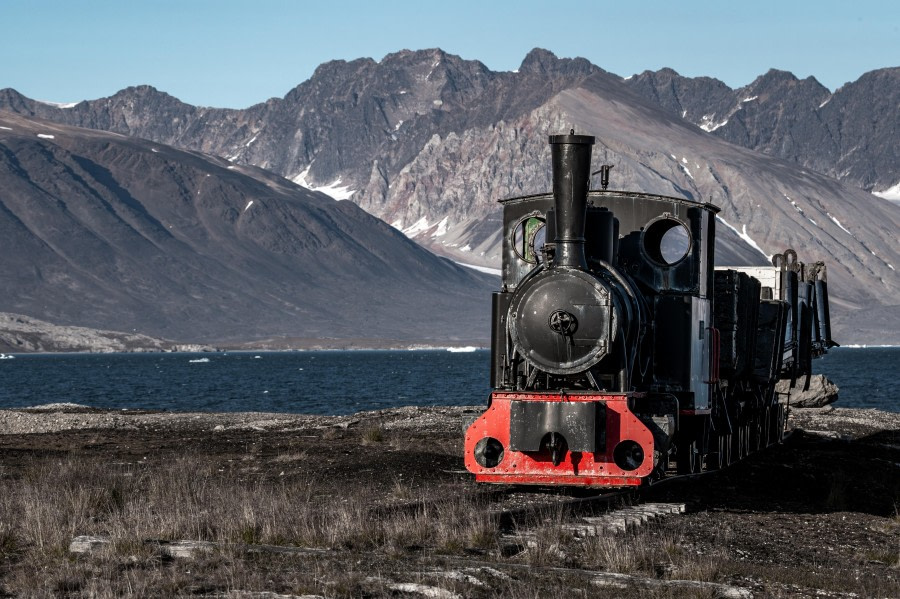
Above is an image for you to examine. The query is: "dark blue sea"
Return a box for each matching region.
[0,347,896,414]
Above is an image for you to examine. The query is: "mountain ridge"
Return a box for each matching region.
[0,110,494,345]
[1,49,897,343]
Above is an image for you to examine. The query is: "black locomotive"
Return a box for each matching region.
[464,132,836,486]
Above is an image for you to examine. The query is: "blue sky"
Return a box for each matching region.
[4,0,898,108]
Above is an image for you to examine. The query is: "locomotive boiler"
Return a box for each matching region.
[463,132,835,486]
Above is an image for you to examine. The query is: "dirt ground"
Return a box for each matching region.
[0,404,897,598]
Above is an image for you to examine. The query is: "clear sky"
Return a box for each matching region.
[4,0,898,109]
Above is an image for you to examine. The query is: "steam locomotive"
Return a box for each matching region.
[463,132,836,486]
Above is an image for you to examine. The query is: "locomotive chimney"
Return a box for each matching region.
[549,131,595,269]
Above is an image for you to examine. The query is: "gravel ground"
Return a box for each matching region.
[0,403,897,598]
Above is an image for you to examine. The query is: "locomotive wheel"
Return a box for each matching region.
[733,426,748,461]
[772,405,785,442]
[705,434,726,470]
[750,418,762,453]
[743,425,751,457]
[676,441,701,475]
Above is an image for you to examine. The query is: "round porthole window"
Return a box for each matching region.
[512,215,547,264]
[642,217,692,266]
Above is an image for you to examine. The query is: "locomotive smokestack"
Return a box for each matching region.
[549,131,595,269]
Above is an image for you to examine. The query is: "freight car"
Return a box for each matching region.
[464,132,836,486]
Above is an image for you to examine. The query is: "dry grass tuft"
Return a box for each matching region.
[0,454,505,596]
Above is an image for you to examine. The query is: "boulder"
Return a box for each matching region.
[776,374,839,407]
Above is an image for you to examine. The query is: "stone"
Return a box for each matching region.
[777,374,839,408]
[69,535,111,554]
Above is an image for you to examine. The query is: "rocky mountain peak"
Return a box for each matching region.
[741,69,829,103]
[519,48,596,77]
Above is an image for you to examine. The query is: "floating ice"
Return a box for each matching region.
[189,358,210,363]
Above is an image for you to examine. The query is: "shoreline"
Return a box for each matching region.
[1,402,898,436]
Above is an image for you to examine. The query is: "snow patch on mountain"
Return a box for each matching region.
[826,213,854,236]
[873,182,900,202]
[36,99,78,109]
[456,262,501,276]
[716,216,768,259]
[292,167,356,200]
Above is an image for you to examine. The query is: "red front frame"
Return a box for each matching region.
[464,391,655,487]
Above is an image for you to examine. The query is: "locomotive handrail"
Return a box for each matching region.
[705,326,721,384]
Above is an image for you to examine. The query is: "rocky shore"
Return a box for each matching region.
[0,313,216,354]
[0,403,897,598]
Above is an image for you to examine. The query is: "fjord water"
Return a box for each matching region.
[0,350,491,415]
[0,347,896,414]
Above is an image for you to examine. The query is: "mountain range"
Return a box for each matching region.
[1,48,897,344]
[0,111,493,346]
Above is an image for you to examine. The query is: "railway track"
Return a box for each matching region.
[489,430,796,549]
